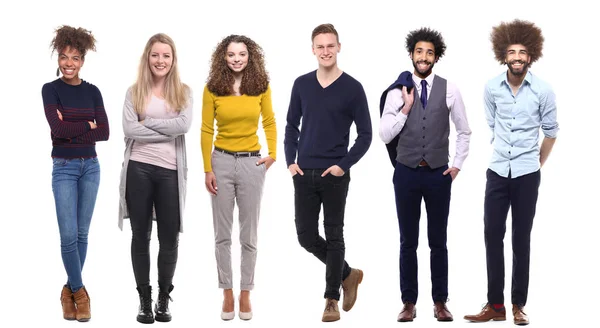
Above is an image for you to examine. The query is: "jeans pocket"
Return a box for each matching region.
[91,157,99,163]
[52,158,68,166]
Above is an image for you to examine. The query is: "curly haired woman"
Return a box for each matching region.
[41,25,110,322]
[118,33,193,324]
[201,34,277,321]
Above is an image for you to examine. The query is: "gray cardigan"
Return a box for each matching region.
[118,87,193,233]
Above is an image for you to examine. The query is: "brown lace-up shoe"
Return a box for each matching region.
[464,303,506,322]
[434,301,453,321]
[397,302,416,322]
[322,298,340,322]
[512,304,529,325]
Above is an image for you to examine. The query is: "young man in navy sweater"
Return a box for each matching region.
[284,23,372,322]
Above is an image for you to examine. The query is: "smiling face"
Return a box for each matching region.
[58,46,84,85]
[312,33,340,69]
[505,44,531,77]
[225,42,248,74]
[148,42,173,79]
[410,41,437,79]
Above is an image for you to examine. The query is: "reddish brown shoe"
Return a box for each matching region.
[73,286,91,322]
[397,302,416,322]
[512,304,529,325]
[434,301,453,321]
[60,285,76,320]
[464,303,506,322]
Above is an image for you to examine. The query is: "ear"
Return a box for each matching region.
[81,57,85,68]
[409,52,414,60]
[435,56,439,63]
[338,42,341,53]
[312,44,316,56]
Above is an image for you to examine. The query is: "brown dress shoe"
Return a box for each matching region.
[341,268,363,312]
[60,286,76,320]
[73,286,91,322]
[434,301,453,321]
[512,304,529,325]
[397,302,416,322]
[464,303,506,322]
[322,298,340,322]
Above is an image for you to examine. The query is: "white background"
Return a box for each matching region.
[1,0,597,327]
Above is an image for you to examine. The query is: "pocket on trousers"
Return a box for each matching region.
[52,158,68,166]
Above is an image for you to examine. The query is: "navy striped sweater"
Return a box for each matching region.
[42,79,110,158]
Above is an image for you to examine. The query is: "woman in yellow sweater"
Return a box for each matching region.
[201,34,276,321]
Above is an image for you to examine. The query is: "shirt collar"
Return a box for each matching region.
[501,70,532,87]
[412,73,435,88]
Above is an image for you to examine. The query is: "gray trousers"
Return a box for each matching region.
[211,150,266,290]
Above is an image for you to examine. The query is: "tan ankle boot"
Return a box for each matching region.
[322,298,340,322]
[60,286,76,320]
[73,286,91,322]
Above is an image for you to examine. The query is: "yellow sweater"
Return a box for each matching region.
[201,84,277,172]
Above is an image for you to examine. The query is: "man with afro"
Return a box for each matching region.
[379,27,471,323]
[464,19,559,326]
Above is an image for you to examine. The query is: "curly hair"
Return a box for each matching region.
[206,35,269,96]
[491,19,544,64]
[50,25,96,57]
[405,27,446,58]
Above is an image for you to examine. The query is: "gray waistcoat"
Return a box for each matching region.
[395,75,449,169]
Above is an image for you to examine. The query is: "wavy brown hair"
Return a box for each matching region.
[50,25,96,57]
[206,35,269,96]
[131,33,189,114]
[312,23,339,43]
[491,19,544,64]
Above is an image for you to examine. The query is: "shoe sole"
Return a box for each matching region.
[155,315,171,322]
[322,317,340,322]
[343,269,363,312]
[398,310,417,322]
[137,316,155,324]
[464,317,506,322]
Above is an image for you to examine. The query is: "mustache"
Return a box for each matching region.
[415,60,432,65]
[509,60,526,65]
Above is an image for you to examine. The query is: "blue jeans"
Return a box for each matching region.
[51,157,100,292]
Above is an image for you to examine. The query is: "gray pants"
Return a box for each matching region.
[211,150,266,290]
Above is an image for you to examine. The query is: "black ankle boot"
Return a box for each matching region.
[155,285,174,322]
[136,285,154,324]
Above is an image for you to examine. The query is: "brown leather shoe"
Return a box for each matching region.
[512,304,529,325]
[322,298,340,322]
[341,268,363,312]
[397,302,416,322]
[73,286,91,322]
[464,303,506,322]
[60,285,76,320]
[434,301,453,321]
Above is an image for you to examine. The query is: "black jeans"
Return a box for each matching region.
[126,160,180,291]
[484,169,540,306]
[293,169,352,300]
[393,163,452,304]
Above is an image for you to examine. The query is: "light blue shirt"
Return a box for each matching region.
[484,71,559,178]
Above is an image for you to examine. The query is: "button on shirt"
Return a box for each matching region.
[484,71,559,178]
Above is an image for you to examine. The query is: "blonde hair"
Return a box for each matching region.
[132,33,189,114]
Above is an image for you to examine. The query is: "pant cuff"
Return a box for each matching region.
[219,283,233,289]
[240,284,254,291]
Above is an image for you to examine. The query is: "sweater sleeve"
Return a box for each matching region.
[122,88,176,143]
[72,85,110,143]
[261,86,277,160]
[337,83,373,172]
[284,79,302,167]
[42,83,90,138]
[143,87,194,136]
[200,85,216,172]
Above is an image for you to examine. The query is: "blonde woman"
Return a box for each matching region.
[201,34,276,321]
[118,33,192,324]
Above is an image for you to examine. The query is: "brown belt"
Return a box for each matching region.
[418,160,428,167]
